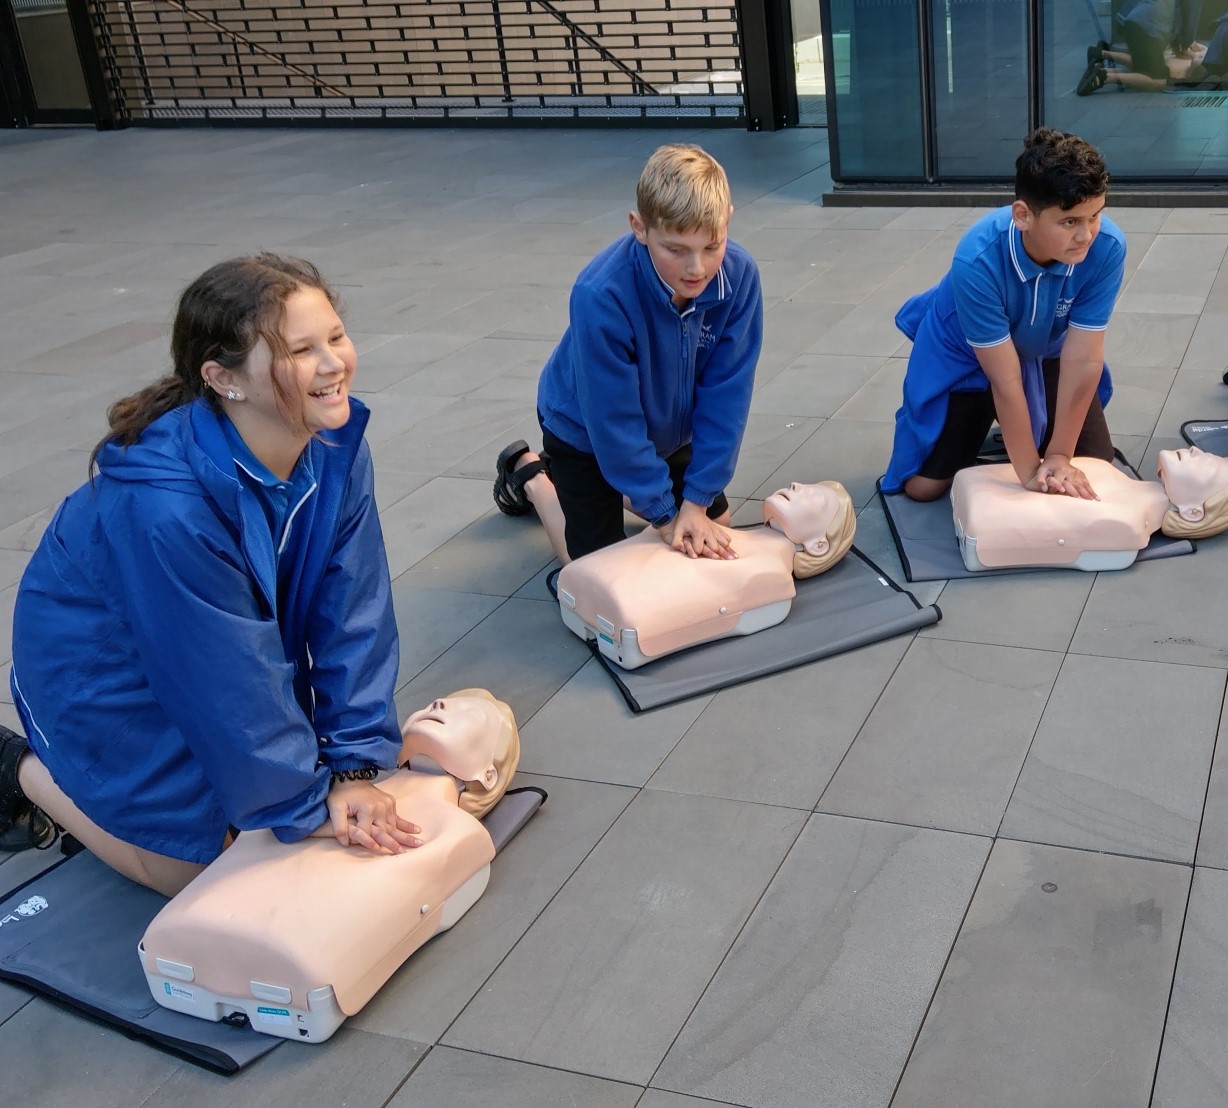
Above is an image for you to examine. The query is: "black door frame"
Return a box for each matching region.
[739,0,800,130]
[0,0,114,127]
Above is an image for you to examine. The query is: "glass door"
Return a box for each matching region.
[789,0,829,124]
[0,0,94,124]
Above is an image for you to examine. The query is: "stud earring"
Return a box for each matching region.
[226,389,243,401]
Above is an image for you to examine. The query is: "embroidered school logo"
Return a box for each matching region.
[0,895,49,928]
[698,323,716,350]
[1055,298,1073,319]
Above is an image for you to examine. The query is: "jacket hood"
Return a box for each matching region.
[95,406,204,492]
[94,398,372,498]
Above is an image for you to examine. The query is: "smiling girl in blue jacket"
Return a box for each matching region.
[0,255,420,894]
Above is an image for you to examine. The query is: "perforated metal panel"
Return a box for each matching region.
[86,0,745,123]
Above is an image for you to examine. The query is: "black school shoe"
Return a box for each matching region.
[0,725,57,853]
[1087,40,1111,65]
[1077,62,1107,96]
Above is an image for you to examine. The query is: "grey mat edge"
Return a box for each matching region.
[592,547,941,713]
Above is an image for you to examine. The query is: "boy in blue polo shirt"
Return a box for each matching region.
[882,128,1125,502]
[493,144,763,563]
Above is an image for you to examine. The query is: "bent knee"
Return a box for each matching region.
[902,475,952,502]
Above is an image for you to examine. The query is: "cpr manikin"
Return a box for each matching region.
[557,480,856,669]
[951,449,1228,571]
[140,690,521,1043]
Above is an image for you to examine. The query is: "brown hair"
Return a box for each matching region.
[1016,127,1109,212]
[90,253,337,473]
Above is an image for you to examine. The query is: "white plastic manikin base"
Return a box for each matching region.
[555,527,797,669]
[140,772,495,1043]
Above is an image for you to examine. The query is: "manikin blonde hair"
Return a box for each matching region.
[636,144,731,236]
[791,481,857,578]
[443,688,521,819]
[1160,482,1228,541]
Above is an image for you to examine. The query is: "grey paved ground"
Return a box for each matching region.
[1,125,1227,1107]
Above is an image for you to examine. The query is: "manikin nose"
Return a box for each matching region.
[432,699,446,711]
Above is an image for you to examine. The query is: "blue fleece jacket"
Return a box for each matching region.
[10,397,401,863]
[536,233,763,524]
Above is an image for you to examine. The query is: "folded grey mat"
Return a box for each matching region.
[0,786,546,1073]
[592,548,940,713]
[1181,420,1228,456]
[878,452,1195,583]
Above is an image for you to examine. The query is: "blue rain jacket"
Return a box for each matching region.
[10,397,401,863]
[536,233,763,525]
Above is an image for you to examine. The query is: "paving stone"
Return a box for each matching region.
[520,658,710,787]
[892,840,1188,1108]
[655,815,988,1108]
[390,1046,643,1107]
[818,638,1062,835]
[1000,654,1221,862]
[1151,867,1228,1108]
[649,635,912,809]
[1070,542,1228,669]
[442,789,803,1084]
[0,999,185,1108]
[1195,693,1228,871]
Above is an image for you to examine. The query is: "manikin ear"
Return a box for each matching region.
[629,210,649,244]
[1010,199,1034,231]
[1179,504,1205,522]
[201,359,241,400]
[802,536,830,557]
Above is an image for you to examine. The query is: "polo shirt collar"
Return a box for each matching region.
[1008,222,1076,282]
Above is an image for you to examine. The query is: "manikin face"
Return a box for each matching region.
[629,212,729,307]
[1157,446,1228,521]
[401,696,505,786]
[1013,194,1105,266]
[763,482,839,556]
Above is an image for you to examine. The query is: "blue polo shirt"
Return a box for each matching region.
[220,416,318,614]
[881,205,1125,493]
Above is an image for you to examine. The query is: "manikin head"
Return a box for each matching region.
[1157,446,1228,539]
[399,688,521,819]
[763,480,856,578]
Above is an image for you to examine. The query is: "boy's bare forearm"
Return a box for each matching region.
[1047,331,1103,459]
[975,342,1041,486]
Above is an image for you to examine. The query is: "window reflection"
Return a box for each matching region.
[826,0,925,179]
[931,0,1029,178]
[1047,0,1228,178]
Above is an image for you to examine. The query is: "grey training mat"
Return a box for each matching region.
[592,548,941,713]
[0,786,545,1072]
[1181,420,1228,456]
[878,453,1196,583]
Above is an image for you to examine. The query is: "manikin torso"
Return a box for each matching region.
[556,481,853,668]
[141,692,517,1042]
[952,456,1173,571]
